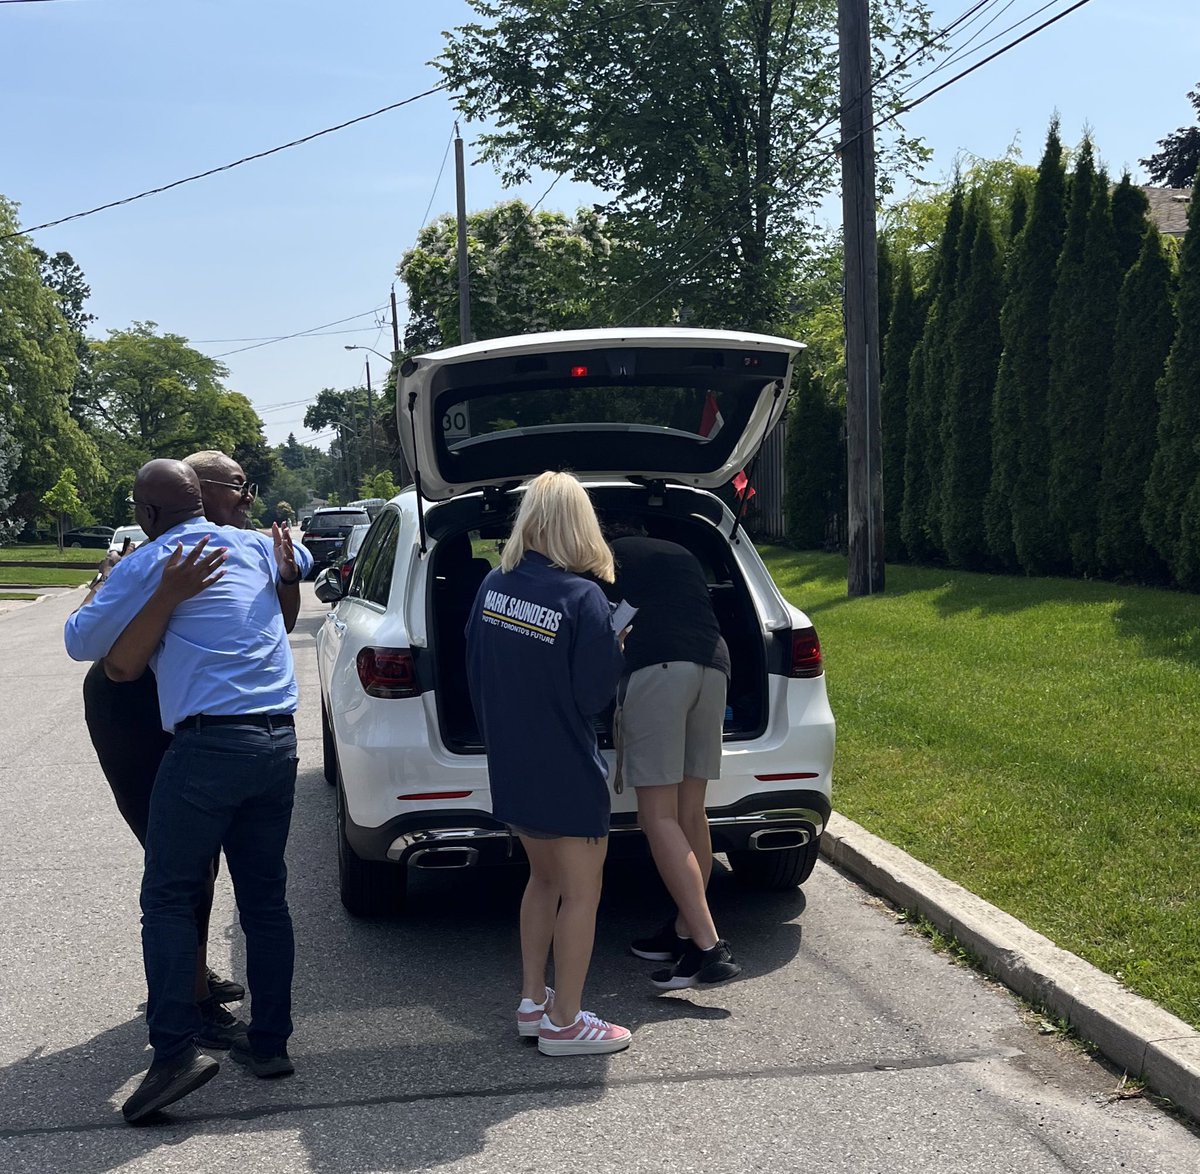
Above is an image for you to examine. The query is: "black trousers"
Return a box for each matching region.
[82,662,219,945]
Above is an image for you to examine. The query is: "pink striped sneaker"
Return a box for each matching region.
[537,1010,632,1056]
[517,987,555,1037]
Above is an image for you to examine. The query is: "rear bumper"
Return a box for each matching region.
[345,788,830,869]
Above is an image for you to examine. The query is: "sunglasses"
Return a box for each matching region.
[200,478,257,499]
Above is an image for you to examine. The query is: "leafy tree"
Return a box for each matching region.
[900,183,964,562]
[1143,190,1200,585]
[0,195,102,519]
[1046,142,1119,575]
[40,467,86,551]
[1140,82,1200,188]
[274,499,295,524]
[0,425,21,544]
[358,471,400,501]
[784,360,843,548]
[879,253,922,562]
[940,192,1002,568]
[877,235,895,385]
[32,247,95,417]
[439,0,935,330]
[1096,227,1175,580]
[400,201,639,348]
[998,121,1068,575]
[279,432,310,471]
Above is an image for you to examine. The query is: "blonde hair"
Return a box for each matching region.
[500,471,615,583]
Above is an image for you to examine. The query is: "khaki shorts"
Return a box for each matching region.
[615,662,726,791]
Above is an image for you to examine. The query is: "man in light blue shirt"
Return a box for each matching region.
[65,458,312,1122]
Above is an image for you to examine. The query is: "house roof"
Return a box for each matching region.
[1140,186,1192,236]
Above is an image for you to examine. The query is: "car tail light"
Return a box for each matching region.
[340,558,354,588]
[789,626,824,678]
[357,647,419,698]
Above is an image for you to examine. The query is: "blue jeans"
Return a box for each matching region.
[141,722,298,1061]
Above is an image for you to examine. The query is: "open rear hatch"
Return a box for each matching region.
[397,328,804,501]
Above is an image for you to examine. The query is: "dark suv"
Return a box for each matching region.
[301,508,371,572]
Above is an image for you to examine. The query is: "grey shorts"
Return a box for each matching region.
[615,662,726,790]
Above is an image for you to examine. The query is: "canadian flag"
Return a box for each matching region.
[699,390,724,439]
[732,470,756,500]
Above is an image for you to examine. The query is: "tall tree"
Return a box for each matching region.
[399,201,637,347]
[940,192,1002,569]
[1046,143,1119,575]
[784,360,843,548]
[1143,190,1200,585]
[879,253,923,563]
[439,0,934,330]
[1096,226,1175,580]
[0,195,101,521]
[1140,82,1200,188]
[0,425,21,543]
[998,121,1068,575]
[900,183,964,562]
[1110,174,1151,276]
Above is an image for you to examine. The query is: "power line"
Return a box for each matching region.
[192,326,385,344]
[211,307,389,358]
[1,83,448,240]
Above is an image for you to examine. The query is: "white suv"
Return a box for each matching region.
[315,327,835,916]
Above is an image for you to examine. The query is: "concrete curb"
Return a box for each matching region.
[820,812,1200,1122]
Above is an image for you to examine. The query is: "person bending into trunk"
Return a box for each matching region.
[465,471,630,1056]
[607,523,742,989]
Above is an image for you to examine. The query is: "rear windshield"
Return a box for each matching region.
[306,511,369,532]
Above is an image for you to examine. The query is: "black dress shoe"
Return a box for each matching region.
[206,968,245,1004]
[122,1044,219,1123]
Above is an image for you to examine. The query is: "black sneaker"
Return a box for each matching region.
[122,1043,219,1123]
[206,969,245,1004]
[196,997,249,1050]
[650,939,742,990]
[230,1040,295,1079]
[629,918,690,962]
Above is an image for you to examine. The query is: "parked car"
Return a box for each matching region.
[314,522,371,603]
[300,507,371,573]
[63,525,115,549]
[315,327,835,917]
[108,525,148,555]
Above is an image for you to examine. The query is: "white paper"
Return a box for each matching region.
[611,599,638,631]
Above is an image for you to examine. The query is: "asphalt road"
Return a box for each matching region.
[3,587,1198,1173]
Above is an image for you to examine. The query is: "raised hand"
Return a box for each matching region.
[272,521,299,583]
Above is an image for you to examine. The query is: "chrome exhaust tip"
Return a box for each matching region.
[748,827,811,852]
[409,846,480,869]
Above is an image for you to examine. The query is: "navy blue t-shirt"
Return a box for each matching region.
[465,552,624,838]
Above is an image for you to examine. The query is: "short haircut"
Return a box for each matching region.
[500,471,615,583]
[183,450,234,478]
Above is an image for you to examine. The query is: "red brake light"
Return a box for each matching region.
[789,627,823,678]
[340,559,353,587]
[569,365,589,377]
[356,647,419,698]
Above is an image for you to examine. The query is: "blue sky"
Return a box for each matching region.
[3,0,1197,448]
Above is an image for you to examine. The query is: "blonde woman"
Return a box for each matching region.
[465,471,631,1056]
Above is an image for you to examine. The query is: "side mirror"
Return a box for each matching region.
[313,567,345,605]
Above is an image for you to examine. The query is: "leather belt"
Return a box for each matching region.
[175,713,295,732]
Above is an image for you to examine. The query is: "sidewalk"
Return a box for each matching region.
[821,812,1200,1123]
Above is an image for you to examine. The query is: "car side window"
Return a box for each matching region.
[348,511,399,605]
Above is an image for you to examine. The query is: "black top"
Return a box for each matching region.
[465,552,625,839]
[610,536,731,677]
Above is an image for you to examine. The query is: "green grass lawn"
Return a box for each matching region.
[0,567,93,586]
[0,544,104,565]
[761,547,1200,1029]
[0,593,38,601]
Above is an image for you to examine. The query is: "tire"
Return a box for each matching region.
[69,541,82,548]
[321,697,337,786]
[728,837,820,891]
[336,774,407,917]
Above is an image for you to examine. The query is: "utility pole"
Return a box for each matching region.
[390,286,401,356]
[454,122,472,345]
[364,357,379,475]
[839,0,885,596]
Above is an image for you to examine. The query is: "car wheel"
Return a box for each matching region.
[728,837,820,890]
[321,697,337,786]
[336,772,407,917]
[69,541,82,548]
